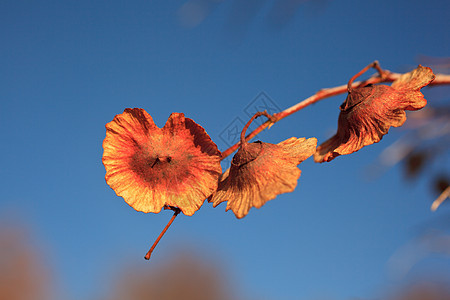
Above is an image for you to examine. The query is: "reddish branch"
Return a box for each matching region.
[145,65,450,260]
[239,111,275,150]
[145,207,181,260]
[220,69,450,160]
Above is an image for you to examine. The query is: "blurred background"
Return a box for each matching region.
[1,0,449,299]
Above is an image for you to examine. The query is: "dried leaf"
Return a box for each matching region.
[102,108,222,216]
[315,65,435,163]
[210,137,317,218]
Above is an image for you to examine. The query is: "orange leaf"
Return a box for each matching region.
[210,137,317,218]
[315,65,435,163]
[102,108,222,216]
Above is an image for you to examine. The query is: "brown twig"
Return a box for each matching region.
[239,111,274,151]
[144,207,181,260]
[220,69,450,160]
[347,61,384,93]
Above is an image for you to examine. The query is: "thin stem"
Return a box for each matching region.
[347,61,384,93]
[239,111,274,149]
[431,185,450,212]
[144,207,181,260]
[220,70,450,161]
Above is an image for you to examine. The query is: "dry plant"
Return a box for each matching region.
[101,61,450,259]
[372,58,450,212]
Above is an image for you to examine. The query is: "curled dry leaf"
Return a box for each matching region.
[102,108,222,216]
[210,136,317,219]
[315,65,435,163]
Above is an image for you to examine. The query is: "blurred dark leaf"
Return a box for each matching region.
[433,175,450,195]
[404,151,430,179]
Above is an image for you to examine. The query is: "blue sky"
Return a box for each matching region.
[1,0,449,299]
